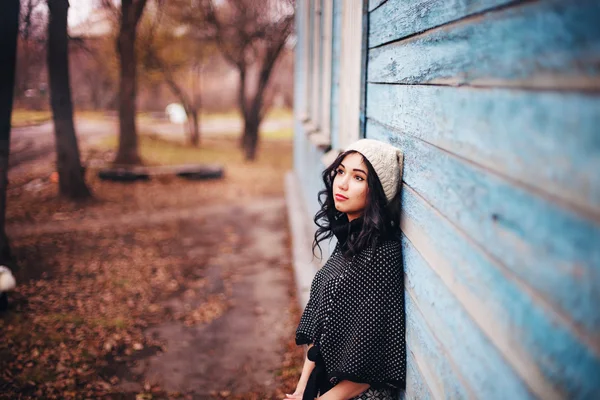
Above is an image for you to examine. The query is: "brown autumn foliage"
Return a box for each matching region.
[2,136,305,399]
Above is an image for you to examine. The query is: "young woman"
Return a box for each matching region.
[286,139,406,400]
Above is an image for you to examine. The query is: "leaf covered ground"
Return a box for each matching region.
[1,136,306,399]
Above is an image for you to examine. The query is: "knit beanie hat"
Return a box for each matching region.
[345,139,404,203]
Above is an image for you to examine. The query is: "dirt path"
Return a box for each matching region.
[115,200,293,396]
[7,198,284,238]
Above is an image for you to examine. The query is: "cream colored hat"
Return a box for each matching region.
[345,139,404,203]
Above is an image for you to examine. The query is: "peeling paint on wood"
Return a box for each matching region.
[403,236,538,399]
[399,184,600,399]
[369,0,513,48]
[368,0,388,13]
[295,0,600,398]
[366,83,600,217]
[405,291,474,399]
[368,119,600,348]
[404,350,434,400]
[368,0,600,88]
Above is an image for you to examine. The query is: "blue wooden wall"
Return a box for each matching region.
[366,0,600,399]
[295,0,600,398]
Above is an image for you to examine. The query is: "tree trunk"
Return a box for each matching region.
[189,109,199,146]
[237,66,248,150]
[240,73,266,161]
[0,0,19,264]
[236,42,283,161]
[161,67,200,146]
[114,0,142,165]
[242,113,260,161]
[47,0,91,199]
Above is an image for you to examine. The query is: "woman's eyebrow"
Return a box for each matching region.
[339,163,366,174]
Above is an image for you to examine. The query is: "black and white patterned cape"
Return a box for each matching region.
[295,217,406,399]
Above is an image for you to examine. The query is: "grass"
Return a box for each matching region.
[261,127,293,140]
[263,107,293,120]
[201,110,241,121]
[74,108,292,122]
[11,110,52,127]
[98,134,243,165]
[97,131,292,166]
[199,107,292,121]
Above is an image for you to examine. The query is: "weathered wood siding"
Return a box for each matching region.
[366,1,600,399]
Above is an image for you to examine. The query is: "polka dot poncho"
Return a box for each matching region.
[295,217,406,397]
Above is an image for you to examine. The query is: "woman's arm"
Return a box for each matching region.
[318,380,370,400]
[286,344,316,399]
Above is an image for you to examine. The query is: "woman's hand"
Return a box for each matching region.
[284,388,304,399]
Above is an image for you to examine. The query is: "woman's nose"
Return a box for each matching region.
[337,175,349,190]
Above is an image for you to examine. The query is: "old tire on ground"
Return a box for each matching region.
[98,169,150,182]
[176,165,224,180]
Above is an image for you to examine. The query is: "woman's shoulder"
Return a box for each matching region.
[354,239,402,282]
[353,238,401,269]
[374,237,402,257]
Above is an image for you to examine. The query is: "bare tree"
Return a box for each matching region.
[140,6,207,146]
[147,53,203,146]
[47,0,91,199]
[0,0,20,263]
[195,0,294,160]
[101,0,149,165]
[15,0,47,108]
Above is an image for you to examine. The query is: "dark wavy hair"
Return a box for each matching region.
[312,150,401,260]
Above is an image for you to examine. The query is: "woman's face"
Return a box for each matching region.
[333,152,368,221]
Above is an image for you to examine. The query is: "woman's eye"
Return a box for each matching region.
[355,175,364,181]
[336,169,344,175]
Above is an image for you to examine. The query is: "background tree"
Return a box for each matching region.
[69,13,120,111]
[15,0,47,110]
[101,0,149,165]
[47,0,91,199]
[182,0,294,160]
[139,5,208,146]
[0,0,20,263]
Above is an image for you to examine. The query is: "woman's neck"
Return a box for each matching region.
[346,212,363,222]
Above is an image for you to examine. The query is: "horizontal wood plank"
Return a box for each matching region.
[398,180,600,399]
[368,119,600,344]
[405,350,434,400]
[368,0,387,12]
[403,233,538,399]
[405,290,475,399]
[366,83,600,216]
[369,0,513,48]
[367,0,600,89]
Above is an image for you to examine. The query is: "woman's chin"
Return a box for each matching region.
[334,204,353,214]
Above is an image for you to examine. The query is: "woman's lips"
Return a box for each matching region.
[335,194,348,201]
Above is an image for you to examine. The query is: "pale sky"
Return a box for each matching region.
[68,0,95,27]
